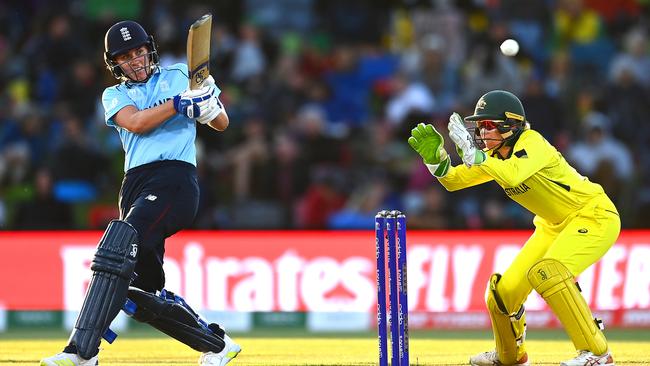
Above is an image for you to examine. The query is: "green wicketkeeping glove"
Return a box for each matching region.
[408,123,450,177]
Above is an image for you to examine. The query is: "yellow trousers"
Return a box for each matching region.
[491,194,620,362]
[497,194,620,310]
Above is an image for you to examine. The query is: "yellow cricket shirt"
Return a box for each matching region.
[438,129,613,224]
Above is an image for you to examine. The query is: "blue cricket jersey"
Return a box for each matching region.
[101,63,221,171]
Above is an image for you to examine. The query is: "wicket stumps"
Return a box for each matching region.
[376,210,409,366]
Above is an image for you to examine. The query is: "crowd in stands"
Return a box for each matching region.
[1,0,648,230]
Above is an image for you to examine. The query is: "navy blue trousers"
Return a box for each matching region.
[119,160,199,292]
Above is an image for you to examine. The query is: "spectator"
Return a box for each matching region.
[608,27,650,88]
[521,74,565,143]
[259,54,309,128]
[231,22,267,82]
[552,0,615,76]
[404,185,453,229]
[293,104,345,166]
[295,169,346,229]
[12,169,74,229]
[461,24,523,103]
[49,114,109,202]
[566,112,633,203]
[0,107,51,183]
[267,131,310,225]
[385,72,436,126]
[500,0,551,65]
[224,115,270,201]
[407,33,459,114]
[323,45,371,127]
[605,51,650,147]
[544,50,582,119]
[329,179,389,229]
[60,59,103,123]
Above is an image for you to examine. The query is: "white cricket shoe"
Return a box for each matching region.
[560,350,614,366]
[470,350,529,366]
[198,334,242,366]
[40,352,98,366]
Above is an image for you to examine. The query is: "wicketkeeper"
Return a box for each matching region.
[408,90,620,366]
[41,20,240,366]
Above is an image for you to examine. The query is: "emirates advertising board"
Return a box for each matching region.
[0,230,649,330]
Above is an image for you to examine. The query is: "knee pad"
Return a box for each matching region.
[485,274,527,365]
[527,258,607,354]
[126,287,225,353]
[69,220,139,359]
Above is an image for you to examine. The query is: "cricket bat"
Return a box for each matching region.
[187,14,212,90]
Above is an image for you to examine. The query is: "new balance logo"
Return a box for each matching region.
[120,27,132,41]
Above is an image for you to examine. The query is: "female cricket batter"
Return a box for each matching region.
[41,21,241,366]
[408,90,619,366]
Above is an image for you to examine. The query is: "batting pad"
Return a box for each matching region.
[527,258,607,355]
[69,220,139,359]
[485,274,527,364]
[127,287,225,353]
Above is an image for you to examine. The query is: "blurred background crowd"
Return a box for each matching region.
[0,0,649,230]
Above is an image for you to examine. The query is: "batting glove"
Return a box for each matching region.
[196,96,224,125]
[448,112,485,167]
[173,85,215,119]
[200,75,216,88]
[408,123,450,177]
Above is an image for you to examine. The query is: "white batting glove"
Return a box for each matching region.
[196,96,224,125]
[448,112,486,167]
[200,75,216,88]
[195,74,223,124]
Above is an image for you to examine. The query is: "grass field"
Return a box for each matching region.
[1,329,650,365]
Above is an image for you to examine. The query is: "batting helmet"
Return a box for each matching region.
[104,20,159,82]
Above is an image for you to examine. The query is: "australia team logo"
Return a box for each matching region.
[476,97,487,110]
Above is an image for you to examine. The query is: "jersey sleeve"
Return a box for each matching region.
[478,130,553,187]
[437,162,494,191]
[168,62,189,79]
[102,86,135,127]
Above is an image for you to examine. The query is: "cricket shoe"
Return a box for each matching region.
[198,334,242,366]
[560,350,614,366]
[40,352,98,366]
[470,350,529,366]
